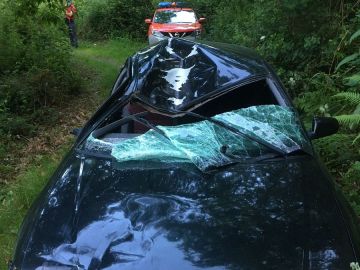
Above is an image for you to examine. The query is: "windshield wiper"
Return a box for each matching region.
[171,110,295,157]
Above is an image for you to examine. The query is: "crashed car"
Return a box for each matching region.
[11,38,360,270]
[145,2,205,45]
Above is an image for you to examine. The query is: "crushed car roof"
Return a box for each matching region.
[118,38,270,112]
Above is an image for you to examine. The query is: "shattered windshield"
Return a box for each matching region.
[83,105,311,171]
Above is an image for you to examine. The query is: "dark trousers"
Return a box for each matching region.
[65,19,78,47]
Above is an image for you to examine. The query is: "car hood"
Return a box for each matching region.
[13,153,357,270]
[151,22,200,32]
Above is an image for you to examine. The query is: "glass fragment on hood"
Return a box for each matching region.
[85,105,311,171]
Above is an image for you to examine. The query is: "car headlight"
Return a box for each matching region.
[152,30,163,36]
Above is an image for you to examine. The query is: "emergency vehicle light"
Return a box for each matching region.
[158,2,172,8]
[158,2,190,8]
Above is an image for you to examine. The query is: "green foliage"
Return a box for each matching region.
[345,74,360,87]
[74,38,145,98]
[77,0,153,40]
[200,0,350,77]
[350,29,360,44]
[314,134,360,170]
[332,27,360,131]
[313,133,360,217]
[0,0,83,136]
[333,91,360,130]
[342,161,360,216]
[0,145,70,268]
[335,114,360,129]
[292,23,359,213]
[0,114,35,136]
[336,53,360,71]
[0,40,142,267]
[337,25,360,86]
[294,72,339,120]
[334,92,360,106]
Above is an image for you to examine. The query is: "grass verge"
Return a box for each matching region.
[74,38,145,99]
[0,144,71,267]
[0,38,145,269]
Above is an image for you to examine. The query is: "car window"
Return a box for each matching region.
[154,10,197,24]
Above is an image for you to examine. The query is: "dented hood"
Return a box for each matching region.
[120,38,269,111]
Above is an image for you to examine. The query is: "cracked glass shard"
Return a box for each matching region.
[85,105,310,171]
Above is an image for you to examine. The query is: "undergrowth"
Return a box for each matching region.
[0,145,71,268]
[0,38,145,269]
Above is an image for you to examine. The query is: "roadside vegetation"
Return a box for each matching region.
[0,0,359,267]
[0,27,144,268]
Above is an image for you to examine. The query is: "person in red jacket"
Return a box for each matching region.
[65,0,78,47]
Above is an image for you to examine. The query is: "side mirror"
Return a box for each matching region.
[71,128,83,137]
[145,19,152,24]
[308,117,339,140]
[198,17,206,23]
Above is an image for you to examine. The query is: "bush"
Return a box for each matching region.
[343,162,360,216]
[0,0,83,137]
[314,134,360,171]
[0,114,36,137]
[77,0,153,40]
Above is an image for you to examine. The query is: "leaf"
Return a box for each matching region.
[345,74,360,87]
[333,92,360,106]
[335,114,360,129]
[350,29,360,44]
[336,53,359,71]
[353,133,360,144]
[354,104,360,115]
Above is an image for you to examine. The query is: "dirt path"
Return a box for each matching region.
[1,39,145,185]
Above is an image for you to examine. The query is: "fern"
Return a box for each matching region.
[335,114,360,129]
[333,92,360,106]
[333,91,360,129]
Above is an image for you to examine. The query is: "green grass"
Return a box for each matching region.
[0,144,71,268]
[74,38,145,99]
[0,38,145,269]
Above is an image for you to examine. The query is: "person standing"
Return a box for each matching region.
[65,0,78,48]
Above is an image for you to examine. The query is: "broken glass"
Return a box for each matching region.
[84,105,311,171]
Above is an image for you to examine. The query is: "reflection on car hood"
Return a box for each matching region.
[124,38,268,111]
[13,155,356,269]
[86,105,311,171]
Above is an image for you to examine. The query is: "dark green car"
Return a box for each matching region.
[10,38,360,270]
